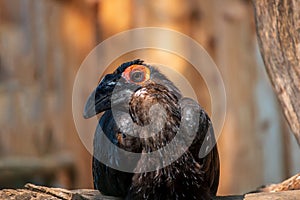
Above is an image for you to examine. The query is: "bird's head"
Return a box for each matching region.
[83,59,182,120]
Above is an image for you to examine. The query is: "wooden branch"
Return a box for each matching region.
[0,183,299,200]
[257,173,300,192]
[25,183,72,199]
[245,190,300,200]
[252,0,300,144]
[0,184,121,200]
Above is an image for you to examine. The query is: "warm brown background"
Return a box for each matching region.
[0,0,299,196]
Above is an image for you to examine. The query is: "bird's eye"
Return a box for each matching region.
[130,70,145,83]
[122,65,150,84]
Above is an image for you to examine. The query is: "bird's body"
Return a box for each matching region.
[84,59,219,200]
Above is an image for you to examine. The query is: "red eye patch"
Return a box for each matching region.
[122,65,150,84]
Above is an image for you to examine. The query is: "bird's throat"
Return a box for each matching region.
[129,84,181,151]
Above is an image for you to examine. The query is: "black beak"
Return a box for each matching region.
[83,73,119,119]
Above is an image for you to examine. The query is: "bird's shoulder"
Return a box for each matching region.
[179,97,210,140]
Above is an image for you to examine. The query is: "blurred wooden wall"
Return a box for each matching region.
[0,0,298,195]
[0,0,96,188]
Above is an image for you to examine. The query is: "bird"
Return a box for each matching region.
[83,59,220,200]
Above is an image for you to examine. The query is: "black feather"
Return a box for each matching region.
[85,60,220,199]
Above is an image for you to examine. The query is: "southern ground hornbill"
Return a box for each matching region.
[83,59,219,200]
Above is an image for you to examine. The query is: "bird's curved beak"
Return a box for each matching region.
[83,74,118,119]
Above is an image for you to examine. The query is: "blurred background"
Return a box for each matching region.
[0,0,299,196]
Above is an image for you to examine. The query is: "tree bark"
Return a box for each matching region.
[252,0,300,144]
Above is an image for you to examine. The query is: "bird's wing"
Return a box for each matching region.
[179,97,220,195]
[92,110,142,196]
